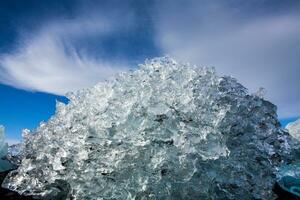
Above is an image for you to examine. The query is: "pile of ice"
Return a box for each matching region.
[286,119,300,141]
[0,125,12,171]
[2,57,299,199]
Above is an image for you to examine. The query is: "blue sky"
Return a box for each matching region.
[0,0,299,143]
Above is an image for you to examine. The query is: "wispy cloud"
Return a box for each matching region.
[0,14,130,95]
[1,0,299,119]
[153,0,300,118]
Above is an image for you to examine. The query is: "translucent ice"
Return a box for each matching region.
[286,119,300,141]
[0,125,13,172]
[274,119,300,196]
[2,57,299,199]
[0,125,7,155]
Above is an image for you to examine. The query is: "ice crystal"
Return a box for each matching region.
[2,57,298,199]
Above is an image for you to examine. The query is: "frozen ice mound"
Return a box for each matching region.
[286,119,300,141]
[2,57,299,199]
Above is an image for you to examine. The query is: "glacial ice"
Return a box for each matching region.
[0,125,13,172]
[286,119,300,141]
[274,119,300,197]
[2,57,299,200]
[0,125,6,156]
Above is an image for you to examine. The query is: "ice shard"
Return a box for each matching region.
[2,57,299,199]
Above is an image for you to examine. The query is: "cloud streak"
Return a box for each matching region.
[153,0,300,118]
[0,14,130,95]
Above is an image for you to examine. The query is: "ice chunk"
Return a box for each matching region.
[274,119,300,197]
[286,118,300,141]
[6,143,22,166]
[0,125,13,172]
[275,163,300,198]
[0,126,7,155]
[2,57,299,200]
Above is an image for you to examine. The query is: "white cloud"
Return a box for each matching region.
[1,1,299,119]
[0,16,130,95]
[153,1,300,118]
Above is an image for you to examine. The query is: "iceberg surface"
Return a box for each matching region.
[2,57,299,199]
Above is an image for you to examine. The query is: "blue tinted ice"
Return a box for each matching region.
[0,125,13,172]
